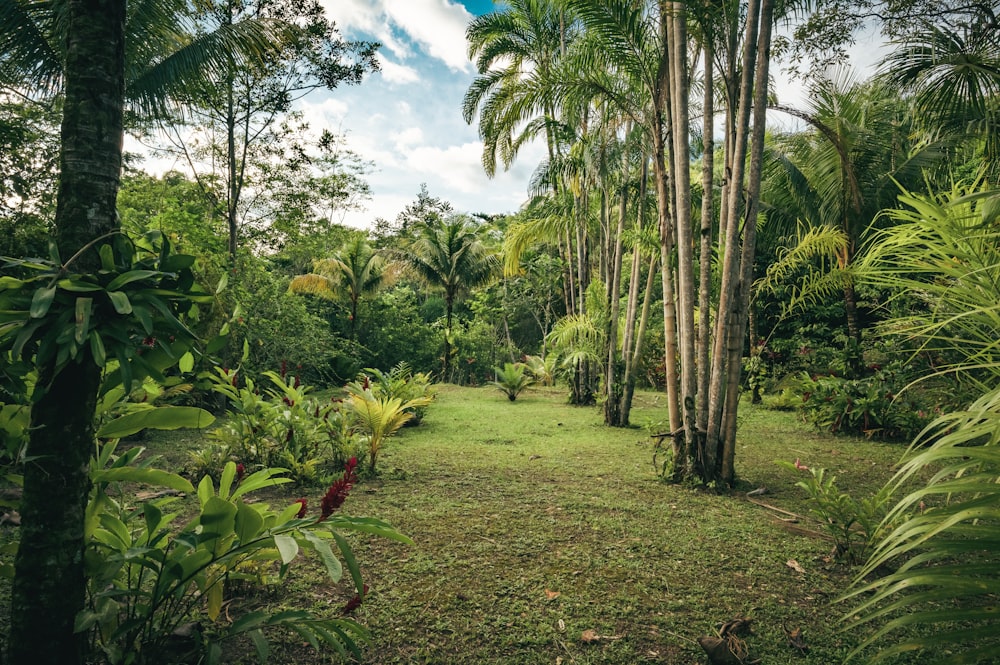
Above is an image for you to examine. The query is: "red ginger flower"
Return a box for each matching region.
[294,498,308,519]
[320,457,358,521]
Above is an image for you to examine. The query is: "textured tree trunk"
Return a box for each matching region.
[706,0,763,477]
[667,0,699,471]
[8,0,126,662]
[622,252,659,422]
[604,156,628,426]
[696,26,715,435]
[719,0,776,486]
[650,5,680,435]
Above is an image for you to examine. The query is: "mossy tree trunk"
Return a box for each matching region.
[7,1,126,663]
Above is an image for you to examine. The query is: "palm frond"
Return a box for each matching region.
[841,385,1000,662]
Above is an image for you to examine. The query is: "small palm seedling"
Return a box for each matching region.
[490,363,535,402]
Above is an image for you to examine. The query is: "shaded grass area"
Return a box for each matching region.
[1,385,922,664]
[242,385,914,664]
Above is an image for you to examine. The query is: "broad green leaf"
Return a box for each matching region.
[107,290,132,314]
[178,351,194,373]
[92,467,193,492]
[303,530,342,582]
[228,611,269,634]
[106,270,162,291]
[215,271,229,294]
[332,531,361,593]
[29,286,56,318]
[219,461,236,501]
[235,501,264,544]
[142,502,163,538]
[162,253,195,272]
[273,534,299,564]
[89,331,107,367]
[74,297,92,344]
[248,629,270,663]
[96,406,214,439]
[99,244,115,270]
[205,581,223,622]
[0,276,24,290]
[200,496,238,541]
[57,279,102,292]
[198,474,215,508]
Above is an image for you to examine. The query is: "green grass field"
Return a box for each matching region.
[129,384,920,664]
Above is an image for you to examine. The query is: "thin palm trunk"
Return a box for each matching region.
[604,148,628,426]
[696,24,715,433]
[667,0,698,466]
[706,0,762,475]
[718,0,776,485]
[622,251,659,421]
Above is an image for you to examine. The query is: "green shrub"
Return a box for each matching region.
[780,461,894,564]
[798,364,944,440]
[205,367,360,482]
[346,362,436,425]
[81,448,410,664]
[490,362,535,401]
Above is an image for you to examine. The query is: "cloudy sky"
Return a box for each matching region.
[307,0,545,229]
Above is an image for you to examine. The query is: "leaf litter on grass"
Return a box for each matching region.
[137,385,920,664]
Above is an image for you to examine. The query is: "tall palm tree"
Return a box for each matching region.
[404,217,499,381]
[0,0,294,115]
[463,0,576,178]
[764,72,947,374]
[880,8,1000,177]
[288,236,385,338]
[6,1,125,662]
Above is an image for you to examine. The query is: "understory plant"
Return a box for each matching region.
[346,362,436,425]
[490,362,535,401]
[204,365,360,482]
[82,447,411,664]
[781,461,895,564]
[842,184,1000,661]
[798,363,943,440]
[343,381,432,474]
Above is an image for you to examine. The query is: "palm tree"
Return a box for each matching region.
[764,72,947,375]
[879,9,1000,177]
[1,3,295,661]
[843,183,1000,662]
[464,0,576,179]
[404,216,499,381]
[344,389,432,474]
[0,0,295,114]
[288,236,385,338]
[6,1,125,662]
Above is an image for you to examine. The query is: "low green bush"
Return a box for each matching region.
[81,446,410,664]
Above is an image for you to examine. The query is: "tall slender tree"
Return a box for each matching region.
[404,217,499,381]
[6,1,125,662]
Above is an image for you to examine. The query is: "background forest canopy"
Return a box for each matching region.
[1,0,998,471]
[1,0,1000,663]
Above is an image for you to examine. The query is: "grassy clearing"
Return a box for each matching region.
[3,385,921,663]
[222,386,916,663]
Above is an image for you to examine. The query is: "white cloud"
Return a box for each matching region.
[381,0,474,72]
[392,127,425,149]
[323,0,412,61]
[299,98,349,129]
[376,53,420,84]
[322,0,473,72]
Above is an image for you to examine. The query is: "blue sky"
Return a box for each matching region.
[309,0,545,228]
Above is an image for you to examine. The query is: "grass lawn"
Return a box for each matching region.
[1,383,922,664]
[139,383,916,665]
